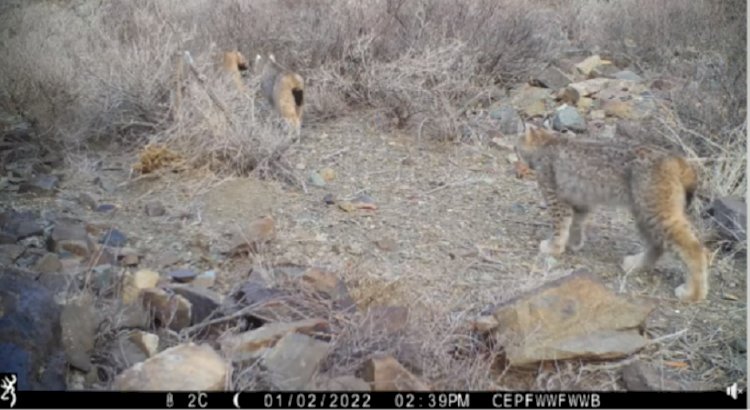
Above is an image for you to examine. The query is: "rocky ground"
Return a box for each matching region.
[0,53,746,392]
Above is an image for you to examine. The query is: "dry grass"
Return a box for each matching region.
[0,0,744,177]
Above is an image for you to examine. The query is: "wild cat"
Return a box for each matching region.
[255,54,305,136]
[515,125,709,303]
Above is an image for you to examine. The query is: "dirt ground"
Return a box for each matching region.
[3,115,746,391]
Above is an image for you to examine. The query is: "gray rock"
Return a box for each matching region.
[110,334,148,369]
[0,244,25,263]
[532,65,573,90]
[18,175,60,195]
[486,269,653,366]
[0,209,41,240]
[113,343,228,391]
[15,220,44,239]
[552,105,587,133]
[60,296,98,372]
[706,197,747,243]
[77,193,98,210]
[167,268,198,283]
[99,228,127,247]
[263,333,330,390]
[95,204,116,213]
[34,253,62,274]
[308,171,326,188]
[489,104,524,136]
[144,201,166,217]
[50,219,92,258]
[0,270,67,390]
[0,231,16,244]
[90,264,116,293]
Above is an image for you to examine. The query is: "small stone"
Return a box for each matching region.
[401,157,415,166]
[95,204,116,213]
[34,253,62,274]
[489,104,524,135]
[731,338,747,353]
[99,228,127,247]
[552,105,587,133]
[144,201,166,217]
[374,238,398,252]
[77,193,97,210]
[323,193,336,205]
[319,168,336,182]
[167,268,198,283]
[95,177,117,194]
[193,270,217,288]
[362,355,430,391]
[122,269,160,304]
[352,194,377,210]
[121,252,140,267]
[91,264,116,293]
[308,171,326,188]
[129,330,159,357]
[113,343,228,391]
[337,202,356,212]
[705,197,747,243]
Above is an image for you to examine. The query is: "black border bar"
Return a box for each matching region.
[5,391,747,409]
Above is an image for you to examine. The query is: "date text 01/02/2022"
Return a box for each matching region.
[258,393,471,409]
